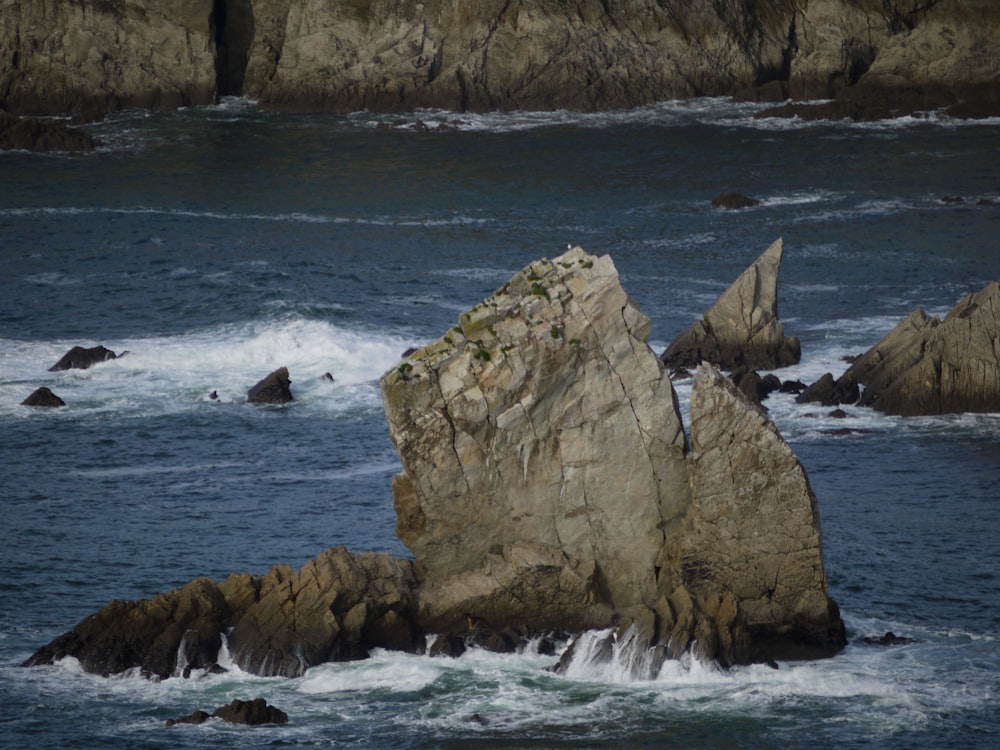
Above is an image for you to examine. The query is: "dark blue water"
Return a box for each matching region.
[1,99,998,748]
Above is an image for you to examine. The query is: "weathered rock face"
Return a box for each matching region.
[3,1,998,119]
[247,366,293,404]
[383,247,842,667]
[684,366,844,660]
[381,248,689,611]
[24,547,418,679]
[0,0,217,118]
[26,248,844,679]
[225,547,418,675]
[844,282,1000,416]
[48,345,120,371]
[661,239,801,371]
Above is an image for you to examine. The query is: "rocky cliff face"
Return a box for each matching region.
[2,1,997,118]
[0,0,217,118]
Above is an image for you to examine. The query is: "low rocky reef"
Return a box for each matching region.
[25,247,847,680]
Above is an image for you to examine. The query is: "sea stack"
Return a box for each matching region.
[661,238,801,371]
[25,247,845,679]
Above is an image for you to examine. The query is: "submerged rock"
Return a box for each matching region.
[48,345,119,371]
[247,367,293,404]
[21,387,66,407]
[711,192,760,210]
[0,111,96,152]
[661,238,801,371]
[25,247,844,679]
[167,698,288,726]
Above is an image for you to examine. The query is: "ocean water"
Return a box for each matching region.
[1,98,998,748]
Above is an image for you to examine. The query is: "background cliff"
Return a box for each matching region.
[2,0,997,119]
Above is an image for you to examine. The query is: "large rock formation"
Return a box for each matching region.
[2,2,998,119]
[25,247,844,679]
[382,247,841,666]
[839,282,1000,416]
[661,239,801,371]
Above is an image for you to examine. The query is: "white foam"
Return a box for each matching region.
[0,317,417,417]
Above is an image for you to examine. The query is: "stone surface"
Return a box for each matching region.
[21,387,65,407]
[843,282,1000,415]
[246,366,293,404]
[48,345,119,372]
[661,239,801,371]
[3,2,998,119]
[684,365,845,662]
[225,547,418,676]
[25,248,844,678]
[381,247,689,609]
[0,0,217,118]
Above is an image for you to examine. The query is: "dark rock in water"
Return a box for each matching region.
[166,710,211,727]
[21,387,65,407]
[779,379,807,394]
[25,547,419,679]
[796,372,859,406]
[862,631,916,647]
[22,577,232,678]
[49,345,119,371]
[427,634,466,658]
[828,409,849,419]
[661,239,801,371]
[212,698,288,726]
[0,111,97,152]
[840,283,1000,416]
[166,699,288,727]
[247,367,293,404]
[711,191,760,210]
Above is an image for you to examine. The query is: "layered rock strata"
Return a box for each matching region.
[26,247,845,679]
[661,239,801,371]
[2,1,997,120]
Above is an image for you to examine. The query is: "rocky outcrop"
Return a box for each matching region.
[247,367,293,404]
[661,239,801,371]
[24,547,418,679]
[26,248,844,679]
[2,2,997,119]
[21,387,66,407]
[843,283,1000,416]
[0,111,96,152]
[48,345,120,371]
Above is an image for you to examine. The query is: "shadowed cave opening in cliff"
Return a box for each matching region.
[212,0,254,97]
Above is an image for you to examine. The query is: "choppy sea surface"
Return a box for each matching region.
[1,98,998,748]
